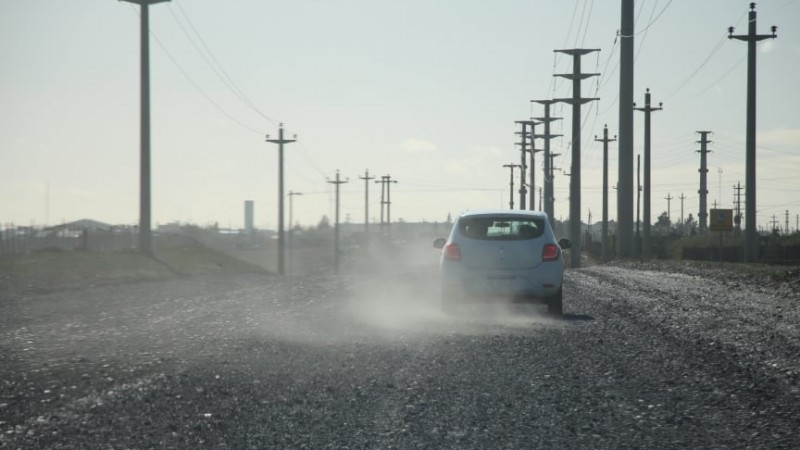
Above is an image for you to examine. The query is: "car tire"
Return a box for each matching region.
[547,287,563,316]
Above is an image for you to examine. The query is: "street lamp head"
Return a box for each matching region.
[293,134,298,139]
[771,25,778,37]
[728,26,735,37]
[750,2,756,11]
[265,134,270,140]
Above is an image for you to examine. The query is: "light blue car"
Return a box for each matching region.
[433,210,570,315]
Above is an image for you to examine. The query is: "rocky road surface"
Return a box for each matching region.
[1,259,799,449]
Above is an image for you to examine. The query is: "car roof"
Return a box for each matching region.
[456,209,550,220]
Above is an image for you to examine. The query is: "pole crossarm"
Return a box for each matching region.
[554,73,601,81]
[120,0,170,3]
[553,97,600,106]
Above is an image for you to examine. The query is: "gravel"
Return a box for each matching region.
[1,258,799,449]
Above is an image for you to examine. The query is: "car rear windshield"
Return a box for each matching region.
[458,216,546,241]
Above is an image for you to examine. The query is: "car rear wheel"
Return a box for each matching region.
[547,287,563,316]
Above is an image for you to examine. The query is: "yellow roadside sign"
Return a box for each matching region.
[709,208,733,232]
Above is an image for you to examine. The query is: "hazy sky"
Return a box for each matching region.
[2,0,799,231]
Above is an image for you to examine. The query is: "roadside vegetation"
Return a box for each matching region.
[0,244,266,294]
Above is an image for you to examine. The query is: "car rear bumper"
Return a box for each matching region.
[440,264,563,299]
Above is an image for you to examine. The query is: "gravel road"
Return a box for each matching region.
[2,257,799,449]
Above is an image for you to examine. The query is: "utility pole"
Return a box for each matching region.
[375,175,398,228]
[729,3,778,262]
[516,120,540,210]
[770,214,779,233]
[531,100,563,222]
[594,125,616,261]
[786,210,790,235]
[287,191,302,275]
[636,154,642,257]
[734,182,744,236]
[618,0,636,259]
[634,88,663,260]
[327,171,348,274]
[266,124,297,276]
[502,164,522,210]
[121,0,170,256]
[359,170,375,235]
[665,193,673,221]
[539,187,543,211]
[554,48,600,268]
[679,193,686,235]
[696,131,712,235]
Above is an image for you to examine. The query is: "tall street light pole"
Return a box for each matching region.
[121,0,170,256]
[266,124,296,276]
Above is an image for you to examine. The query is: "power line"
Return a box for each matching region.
[130,7,268,135]
[169,1,280,125]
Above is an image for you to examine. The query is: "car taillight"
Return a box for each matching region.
[443,242,462,261]
[542,243,560,261]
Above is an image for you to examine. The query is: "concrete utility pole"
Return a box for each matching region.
[729,2,777,262]
[636,154,642,256]
[359,170,375,235]
[121,0,170,256]
[554,48,600,268]
[665,193,673,221]
[696,131,712,235]
[287,191,302,275]
[786,210,790,235]
[634,88,663,260]
[327,171,348,274]
[375,175,398,227]
[734,182,744,236]
[770,214,779,233]
[679,193,686,235]
[515,120,540,210]
[618,0,636,258]
[531,100,563,222]
[594,125,616,261]
[266,124,297,276]
[502,164,522,210]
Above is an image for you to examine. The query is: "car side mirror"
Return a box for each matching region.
[433,238,446,249]
[558,238,571,249]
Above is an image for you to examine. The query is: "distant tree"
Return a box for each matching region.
[683,213,697,236]
[317,215,331,230]
[653,211,673,236]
